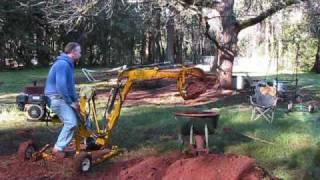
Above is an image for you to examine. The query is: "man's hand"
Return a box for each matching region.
[71,102,80,112]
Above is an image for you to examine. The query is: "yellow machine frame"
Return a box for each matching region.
[27,65,206,168]
[75,66,205,163]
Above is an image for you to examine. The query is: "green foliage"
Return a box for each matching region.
[0,0,319,70]
[237,7,319,72]
[0,1,150,67]
[282,22,318,72]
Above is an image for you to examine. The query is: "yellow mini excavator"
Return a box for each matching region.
[17,64,209,173]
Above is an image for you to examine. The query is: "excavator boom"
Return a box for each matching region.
[78,65,208,149]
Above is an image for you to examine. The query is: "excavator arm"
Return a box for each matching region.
[106,66,206,131]
[78,65,207,148]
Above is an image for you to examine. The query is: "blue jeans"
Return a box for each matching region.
[48,96,78,151]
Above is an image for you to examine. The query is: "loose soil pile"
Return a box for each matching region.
[96,74,232,107]
[0,152,276,180]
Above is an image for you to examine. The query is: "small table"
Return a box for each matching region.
[175,111,219,155]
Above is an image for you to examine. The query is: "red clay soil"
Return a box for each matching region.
[97,75,232,107]
[115,153,274,180]
[184,81,207,100]
[0,155,72,179]
[0,152,276,180]
[163,154,260,180]
[24,74,228,107]
[117,152,185,180]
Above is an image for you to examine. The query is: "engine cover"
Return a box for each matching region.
[16,94,28,111]
[26,104,45,121]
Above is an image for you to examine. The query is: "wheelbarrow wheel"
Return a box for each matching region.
[73,152,92,173]
[17,140,36,161]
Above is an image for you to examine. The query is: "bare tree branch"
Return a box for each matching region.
[18,1,47,7]
[18,0,114,32]
[238,0,305,31]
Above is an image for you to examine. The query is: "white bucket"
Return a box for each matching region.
[232,75,244,90]
[273,80,285,92]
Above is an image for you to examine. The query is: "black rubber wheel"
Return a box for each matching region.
[73,152,92,173]
[17,140,36,161]
[85,137,101,150]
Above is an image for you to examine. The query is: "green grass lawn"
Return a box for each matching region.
[0,68,49,95]
[0,68,85,96]
[2,69,320,179]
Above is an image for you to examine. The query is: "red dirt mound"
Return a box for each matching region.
[102,153,274,180]
[0,152,275,179]
[185,81,207,100]
[163,154,257,180]
[119,152,185,180]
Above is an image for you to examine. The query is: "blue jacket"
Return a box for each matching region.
[45,53,78,104]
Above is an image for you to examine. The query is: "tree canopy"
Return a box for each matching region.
[0,0,319,79]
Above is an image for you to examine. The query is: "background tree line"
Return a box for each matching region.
[0,0,214,68]
[0,0,319,88]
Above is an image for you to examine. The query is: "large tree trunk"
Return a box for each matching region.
[312,38,320,73]
[147,31,155,64]
[140,34,147,64]
[153,7,161,63]
[191,23,196,64]
[175,30,183,64]
[215,37,238,89]
[166,13,175,63]
[206,0,238,89]
[202,0,302,89]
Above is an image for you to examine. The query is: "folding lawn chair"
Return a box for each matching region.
[250,81,278,123]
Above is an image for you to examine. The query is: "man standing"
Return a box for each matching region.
[45,42,81,158]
